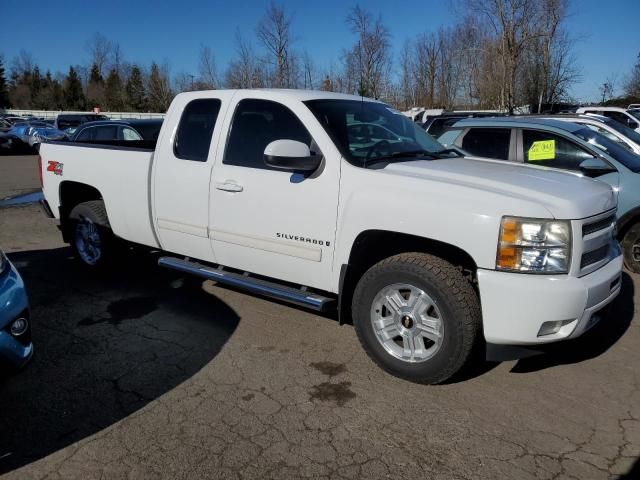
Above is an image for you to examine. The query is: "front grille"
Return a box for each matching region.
[582,214,615,236]
[581,244,610,269]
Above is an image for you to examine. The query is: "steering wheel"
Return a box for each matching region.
[365,140,392,160]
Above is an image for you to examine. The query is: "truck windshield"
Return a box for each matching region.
[574,127,640,173]
[304,99,456,166]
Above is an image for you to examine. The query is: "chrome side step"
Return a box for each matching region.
[158,256,336,312]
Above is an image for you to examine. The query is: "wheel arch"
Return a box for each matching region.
[338,229,478,325]
[58,181,104,241]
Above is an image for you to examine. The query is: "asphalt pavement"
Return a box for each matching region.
[0,157,638,479]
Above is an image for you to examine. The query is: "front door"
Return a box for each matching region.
[209,94,340,290]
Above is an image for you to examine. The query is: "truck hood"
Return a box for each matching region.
[382,157,616,219]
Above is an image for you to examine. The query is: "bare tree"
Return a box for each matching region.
[198,45,218,89]
[398,39,415,110]
[600,74,617,103]
[624,52,640,98]
[147,62,173,112]
[225,30,265,88]
[345,4,392,99]
[256,2,294,88]
[86,33,113,77]
[10,50,35,77]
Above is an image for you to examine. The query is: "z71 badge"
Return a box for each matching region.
[46,161,63,176]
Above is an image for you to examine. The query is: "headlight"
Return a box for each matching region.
[496,217,572,274]
[0,250,8,275]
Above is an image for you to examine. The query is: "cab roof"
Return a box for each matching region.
[175,88,384,103]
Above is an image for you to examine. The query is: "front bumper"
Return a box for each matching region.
[0,258,33,368]
[477,250,623,345]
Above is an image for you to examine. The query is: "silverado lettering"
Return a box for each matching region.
[276,232,330,246]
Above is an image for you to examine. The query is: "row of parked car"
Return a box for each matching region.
[0,112,163,155]
[425,106,640,274]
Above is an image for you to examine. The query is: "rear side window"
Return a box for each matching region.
[94,126,118,141]
[224,99,311,170]
[461,128,511,160]
[174,99,221,162]
[522,129,593,171]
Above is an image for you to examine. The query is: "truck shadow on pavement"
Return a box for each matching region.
[511,272,635,374]
[0,246,240,475]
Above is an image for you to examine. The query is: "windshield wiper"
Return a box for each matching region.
[364,150,440,165]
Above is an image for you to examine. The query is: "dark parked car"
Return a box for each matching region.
[54,113,109,132]
[71,119,163,142]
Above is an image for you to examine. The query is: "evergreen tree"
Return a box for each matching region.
[87,63,105,109]
[125,65,146,111]
[0,56,10,108]
[64,66,85,110]
[104,68,124,111]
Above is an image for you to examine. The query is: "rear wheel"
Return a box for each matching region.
[622,222,640,274]
[69,200,114,268]
[352,252,482,384]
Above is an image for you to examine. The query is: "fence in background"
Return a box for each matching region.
[2,109,165,120]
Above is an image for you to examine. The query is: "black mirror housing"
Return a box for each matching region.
[264,153,322,172]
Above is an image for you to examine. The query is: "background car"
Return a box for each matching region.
[54,113,110,132]
[0,249,33,370]
[71,119,163,143]
[26,125,68,148]
[529,113,640,155]
[438,116,640,272]
[423,112,504,138]
[576,106,640,132]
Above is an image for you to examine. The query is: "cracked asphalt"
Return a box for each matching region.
[0,157,639,479]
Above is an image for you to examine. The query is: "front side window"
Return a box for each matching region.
[461,128,511,160]
[522,129,592,171]
[304,99,452,167]
[174,99,221,162]
[75,127,94,141]
[224,99,312,170]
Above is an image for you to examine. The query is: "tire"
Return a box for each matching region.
[351,252,482,384]
[621,222,640,274]
[68,200,114,268]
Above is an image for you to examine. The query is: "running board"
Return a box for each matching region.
[158,256,336,312]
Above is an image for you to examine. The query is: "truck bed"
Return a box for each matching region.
[40,141,160,249]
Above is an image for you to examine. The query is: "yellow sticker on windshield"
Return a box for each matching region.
[528,140,555,161]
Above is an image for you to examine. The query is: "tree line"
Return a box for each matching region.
[0,0,638,114]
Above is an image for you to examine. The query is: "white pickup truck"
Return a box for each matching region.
[39,89,623,384]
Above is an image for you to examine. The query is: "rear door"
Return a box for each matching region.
[208,93,340,290]
[152,92,234,261]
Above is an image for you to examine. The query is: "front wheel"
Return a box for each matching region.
[351,253,482,384]
[622,222,640,274]
[69,200,114,268]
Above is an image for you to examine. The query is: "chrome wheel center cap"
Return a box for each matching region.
[401,314,414,329]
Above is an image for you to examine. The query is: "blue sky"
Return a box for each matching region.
[1,0,638,102]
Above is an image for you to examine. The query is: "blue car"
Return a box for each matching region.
[0,249,33,368]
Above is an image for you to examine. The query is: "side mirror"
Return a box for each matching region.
[579,158,617,177]
[264,139,322,173]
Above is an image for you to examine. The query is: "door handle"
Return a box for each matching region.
[215,181,243,192]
